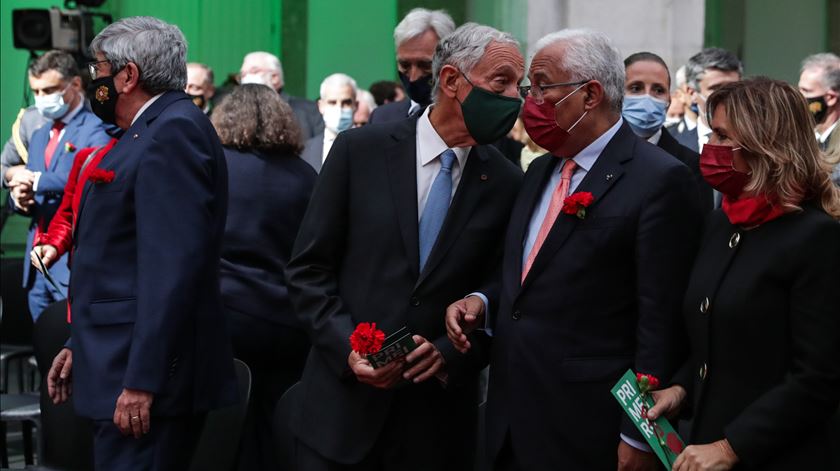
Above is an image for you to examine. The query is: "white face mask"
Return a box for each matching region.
[323,106,354,134]
[35,84,72,119]
[240,72,272,87]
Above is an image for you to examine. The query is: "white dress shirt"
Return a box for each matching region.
[415,106,471,220]
[322,127,338,162]
[131,92,165,126]
[817,119,838,144]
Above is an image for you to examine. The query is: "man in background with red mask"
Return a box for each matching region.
[446,29,703,471]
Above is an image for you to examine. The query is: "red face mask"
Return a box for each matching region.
[699,144,751,197]
[521,85,588,154]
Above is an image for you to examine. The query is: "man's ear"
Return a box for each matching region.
[438,64,461,100]
[582,80,605,110]
[120,62,141,94]
[825,90,839,108]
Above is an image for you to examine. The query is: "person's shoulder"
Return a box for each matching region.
[475,143,523,181]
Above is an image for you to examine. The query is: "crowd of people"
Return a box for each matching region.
[0,7,839,471]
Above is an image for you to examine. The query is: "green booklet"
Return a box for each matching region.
[367,327,417,369]
[611,369,685,468]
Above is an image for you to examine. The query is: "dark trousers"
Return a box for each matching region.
[92,415,205,471]
[493,432,521,471]
[27,271,66,321]
[228,308,309,471]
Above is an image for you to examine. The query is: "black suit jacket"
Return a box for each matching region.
[671,123,699,152]
[301,132,324,173]
[659,127,714,213]
[368,99,411,124]
[283,92,325,140]
[285,117,522,464]
[486,122,703,469]
[673,207,840,470]
[219,146,316,326]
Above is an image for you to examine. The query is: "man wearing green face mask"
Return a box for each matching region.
[284,22,524,470]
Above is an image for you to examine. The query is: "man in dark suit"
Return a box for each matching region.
[446,29,703,470]
[240,51,324,140]
[285,23,525,470]
[798,53,839,152]
[368,8,455,124]
[301,73,359,173]
[8,51,111,320]
[46,17,238,470]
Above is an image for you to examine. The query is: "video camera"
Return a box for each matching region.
[12,1,111,59]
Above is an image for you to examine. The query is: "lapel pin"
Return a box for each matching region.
[480,174,488,181]
[606,173,614,181]
[133,133,139,139]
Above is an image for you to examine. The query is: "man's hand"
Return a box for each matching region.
[5,165,34,187]
[445,296,486,353]
[403,335,445,383]
[47,348,73,404]
[647,384,687,421]
[31,245,59,271]
[114,388,154,438]
[672,440,738,471]
[618,441,658,471]
[348,350,405,389]
[10,181,34,212]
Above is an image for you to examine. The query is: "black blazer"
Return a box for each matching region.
[672,123,699,152]
[285,117,523,464]
[486,122,704,470]
[300,132,324,173]
[673,206,840,470]
[368,99,411,124]
[219,146,316,326]
[659,127,714,213]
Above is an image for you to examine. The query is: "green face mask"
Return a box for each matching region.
[458,71,522,144]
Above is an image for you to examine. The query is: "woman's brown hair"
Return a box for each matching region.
[211,83,304,155]
[707,77,840,219]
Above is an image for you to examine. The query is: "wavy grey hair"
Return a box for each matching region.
[394,8,455,49]
[90,16,187,94]
[685,47,742,92]
[801,52,840,93]
[431,23,519,102]
[534,29,625,113]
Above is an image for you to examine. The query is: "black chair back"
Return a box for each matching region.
[1,259,32,343]
[34,300,94,471]
[188,358,252,471]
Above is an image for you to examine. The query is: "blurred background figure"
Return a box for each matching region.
[506,117,544,172]
[369,79,405,106]
[211,83,316,471]
[369,8,455,123]
[354,88,378,127]
[301,72,357,172]
[665,65,687,128]
[240,50,323,140]
[798,53,840,152]
[649,77,840,471]
[185,62,215,114]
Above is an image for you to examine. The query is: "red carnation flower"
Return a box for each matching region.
[636,373,661,393]
[561,191,595,219]
[350,322,385,356]
[88,168,115,184]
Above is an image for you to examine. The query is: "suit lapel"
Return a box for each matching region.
[50,112,84,171]
[415,146,489,288]
[385,119,421,280]
[519,124,634,291]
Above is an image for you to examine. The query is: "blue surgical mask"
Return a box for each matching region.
[622,94,668,138]
[323,106,354,133]
[35,84,72,119]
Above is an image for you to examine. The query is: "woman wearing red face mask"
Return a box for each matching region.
[645,78,840,470]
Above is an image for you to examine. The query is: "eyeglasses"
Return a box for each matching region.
[87,60,110,80]
[518,80,589,101]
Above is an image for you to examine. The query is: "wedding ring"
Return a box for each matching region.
[131,416,140,421]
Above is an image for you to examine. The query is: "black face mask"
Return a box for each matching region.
[89,74,121,126]
[806,95,828,124]
[398,71,433,106]
[189,93,207,110]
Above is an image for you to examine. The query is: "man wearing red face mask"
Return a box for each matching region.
[445,29,703,470]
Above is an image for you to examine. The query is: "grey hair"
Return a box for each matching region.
[431,22,519,102]
[533,29,626,112]
[241,51,284,85]
[394,8,455,49]
[801,52,840,92]
[675,65,686,89]
[187,62,214,86]
[356,89,378,111]
[319,73,358,99]
[90,16,187,94]
[685,47,742,91]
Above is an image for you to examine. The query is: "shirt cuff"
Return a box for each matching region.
[466,292,491,336]
[621,433,652,452]
[32,171,42,192]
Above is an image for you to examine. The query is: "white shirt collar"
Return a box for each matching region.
[131,92,166,126]
[818,120,838,143]
[697,118,712,138]
[567,117,623,172]
[417,106,470,169]
[408,100,421,116]
[647,128,663,145]
[684,115,697,131]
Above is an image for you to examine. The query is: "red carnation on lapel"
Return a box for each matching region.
[88,168,115,184]
[562,191,595,219]
[350,322,386,356]
[64,142,76,153]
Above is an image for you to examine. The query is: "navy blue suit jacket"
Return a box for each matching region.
[68,91,237,419]
[486,122,703,469]
[367,99,411,124]
[21,107,111,288]
[671,123,699,152]
[220,146,316,326]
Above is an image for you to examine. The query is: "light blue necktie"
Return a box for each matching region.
[419,149,456,270]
